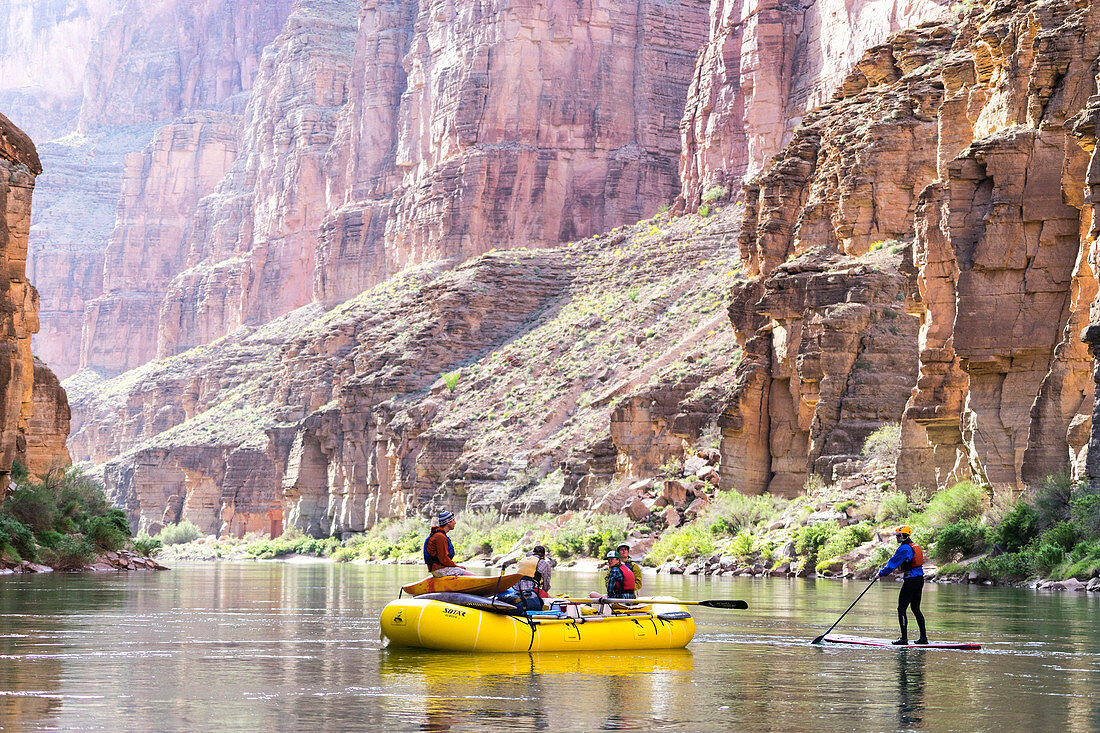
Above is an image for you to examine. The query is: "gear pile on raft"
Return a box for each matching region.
[379,512,981,653]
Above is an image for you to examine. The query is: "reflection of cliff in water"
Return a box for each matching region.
[380,649,696,730]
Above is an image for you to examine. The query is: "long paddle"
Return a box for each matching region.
[811,575,878,644]
[561,597,748,610]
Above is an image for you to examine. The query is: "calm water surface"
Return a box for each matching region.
[0,562,1097,732]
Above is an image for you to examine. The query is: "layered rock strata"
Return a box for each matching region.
[678,0,950,207]
[67,209,741,536]
[732,0,1100,496]
[0,112,70,491]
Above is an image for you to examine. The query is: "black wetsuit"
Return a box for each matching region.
[881,541,927,643]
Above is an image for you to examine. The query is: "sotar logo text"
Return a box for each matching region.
[443,607,467,618]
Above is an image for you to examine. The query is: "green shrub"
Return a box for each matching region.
[730,530,755,557]
[970,551,1033,579]
[647,524,715,563]
[157,521,204,545]
[35,530,64,549]
[698,204,712,218]
[331,545,359,562]
[706,491,785,536]
[85,514,130,552]
[925,481,986,526]
[858,544,895,572]
[1029,470,1075,530]
[38,535,95,571]
[6,483,58,534]
[861,424,901,465]
[990,503,1038,553]
[244,533,340,559]
[1042,521,1078,551]
[1031,542,1065,575]
[875,492,911,523]
[1071,492,1100,538]
[0,514,36,562]
[793,522,839,568]
[702,185,729,204]
[442,371,461,392]
[131,533,162,557]
[931,519,987,562]
[817,524,873,565]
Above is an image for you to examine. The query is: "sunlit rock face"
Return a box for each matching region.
[314,0,710,304]
[728,0,1100,498]
[677,0,950,208]
[0,113,70,488]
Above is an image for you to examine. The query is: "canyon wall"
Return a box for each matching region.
[68,210,741,536]
[0,112,70,492]
[728,0,1100,497]
[677,0,950,207]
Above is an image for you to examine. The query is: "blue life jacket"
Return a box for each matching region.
[422,527,455,569]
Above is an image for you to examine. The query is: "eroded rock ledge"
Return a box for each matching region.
[729,0,1100,497]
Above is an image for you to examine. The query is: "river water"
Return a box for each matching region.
[0,562,1096,732]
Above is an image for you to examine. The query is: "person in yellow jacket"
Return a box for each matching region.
[601,543,642,592]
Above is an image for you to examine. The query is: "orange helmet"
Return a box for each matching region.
[894,525,912,536]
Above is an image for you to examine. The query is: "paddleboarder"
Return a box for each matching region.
[879,525,928,646]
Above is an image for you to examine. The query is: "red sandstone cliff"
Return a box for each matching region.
[0,112,71,491]
[728,0,1100,497]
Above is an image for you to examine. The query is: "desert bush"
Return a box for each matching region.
[793,522,839,568]
[647,523,715,563]
[1030,542,1066,575]
[0,514,36,562]
[702,185,729,204]
[706,491,785,536]
[131,533,163,557]
[730,530,755,557]
[1042,521,1078,551]
[1071,492,1100,538]
[549,514,629,559]
[85,511,130,552]
[931,520,987,562]
[989,503,1038,553]
[157,521,204,545]
[970,551,1033,579]
[1029,470,1075,530]
[817,524,873,566]
[925,481,986,526]
[38,535,95,571]
[875,492,911,523]
[6,482,58,534]
[442,371,461,392]
[858,544,895,572]
[861,423,901,465]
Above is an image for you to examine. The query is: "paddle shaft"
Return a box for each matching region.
[561,597,748,609]
[811,575,879,644]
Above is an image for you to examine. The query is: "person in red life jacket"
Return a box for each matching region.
[422,510,472,577]
[604,550,637,599]
[879,525,928,645]
[602,543,643,593]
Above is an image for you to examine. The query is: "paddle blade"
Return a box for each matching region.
[698,600,748,610]
[810,634,826,645]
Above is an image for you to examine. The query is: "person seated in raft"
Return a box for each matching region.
[879,525,928,646]
[603,550,637,599]
[423,509,472,577]
[507,555,545,611]
[601,543,642,593]
[531,545,553,597]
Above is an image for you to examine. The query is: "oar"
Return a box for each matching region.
[811,575,878,644]
[561,597,748,610]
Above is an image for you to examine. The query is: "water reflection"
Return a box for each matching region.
[895,650,925,729]
[380,649,695,731]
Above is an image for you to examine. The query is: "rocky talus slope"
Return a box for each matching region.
[0,113,70,487]
[67,208,741,537]
[730,0,1100,497]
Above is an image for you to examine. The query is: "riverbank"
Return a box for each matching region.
[0,464,165,574]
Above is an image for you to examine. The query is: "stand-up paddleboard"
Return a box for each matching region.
[821,633,980,650]
[401,573,523,597]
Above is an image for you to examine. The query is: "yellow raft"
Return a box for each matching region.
[380,597,695,652]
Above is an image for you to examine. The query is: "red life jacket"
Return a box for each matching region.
[620,563,636,591]
[901,542,924,572]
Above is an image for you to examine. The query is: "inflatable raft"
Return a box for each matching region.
[380,595,696,652]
